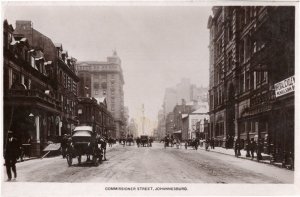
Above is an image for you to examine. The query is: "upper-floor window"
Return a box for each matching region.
[245,70,250,91]
[240,72,245,93]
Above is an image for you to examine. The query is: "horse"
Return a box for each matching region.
[164,137,169,148]
[136,138,140,147]
[126,137,134,146]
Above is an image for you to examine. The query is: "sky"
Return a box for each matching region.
[3,4,211,128]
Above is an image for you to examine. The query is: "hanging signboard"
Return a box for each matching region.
[274,75,295,98]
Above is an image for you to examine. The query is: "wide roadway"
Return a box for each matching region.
[9,142,293,183]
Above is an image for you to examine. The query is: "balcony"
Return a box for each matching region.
[5,89,61,113]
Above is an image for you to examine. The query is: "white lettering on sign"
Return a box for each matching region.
[274,76,295,97]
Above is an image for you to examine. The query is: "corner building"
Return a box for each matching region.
[207,7,294,163]
[76,51,125,138]
[4,20,79,156]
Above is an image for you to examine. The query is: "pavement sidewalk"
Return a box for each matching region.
[196,144,293,170]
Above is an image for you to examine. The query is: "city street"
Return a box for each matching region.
[7,142,293,183]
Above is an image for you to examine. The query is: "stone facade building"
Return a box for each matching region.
[77,97,115,137]
[76,51,125,138]
[207,7,294,163]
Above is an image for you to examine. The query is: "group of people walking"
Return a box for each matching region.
[161,134,265,162]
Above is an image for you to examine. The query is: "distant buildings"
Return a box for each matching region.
[158,78,209,139]
[127,118,138,138]
[172,100,208,140]
[76,51,125,138]
[157,109,166,140]
[77,97,115,136]
[182,105,209,140]
[207,6,294,163]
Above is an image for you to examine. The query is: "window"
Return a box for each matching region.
[262,71,268,83]
[94,90,98,95]
[246,121,251,132]
[240,122,245,133]
[68,77,71,90]
[239,40,244,63]
[227,52,233,71]
[244,37,251,62]
[245,70,250,91]
[240,72,245,93]
[12,71,20,84]
[94,82,99,89]
[64,74,67,88]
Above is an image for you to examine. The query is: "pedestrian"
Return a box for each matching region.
[234,138,241,157]
[4,131,19,181]
[225,135,229,149]
[27,136,32,158]
[61,134,68,158]
[210,138,215,149]
[205,138,210,151]
[249,138,256,159]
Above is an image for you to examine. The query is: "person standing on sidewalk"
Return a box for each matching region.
[234,138,241,157]
[249,138,257,159]
[210,138,215,149]
[205,138,210,151]
[4,131,19,181]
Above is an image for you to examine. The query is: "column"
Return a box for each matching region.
[35,116,40,142]
[8,68,12,88]
[31,115,41,157]
[59,121,62,136]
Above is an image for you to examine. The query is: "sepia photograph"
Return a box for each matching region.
[1,1,298,196]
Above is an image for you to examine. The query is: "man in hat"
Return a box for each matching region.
[61,134,68,158]
[4,131,19,181]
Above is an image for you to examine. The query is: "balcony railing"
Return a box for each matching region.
[6,89,62,110]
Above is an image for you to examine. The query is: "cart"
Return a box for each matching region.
[66,126,103,166]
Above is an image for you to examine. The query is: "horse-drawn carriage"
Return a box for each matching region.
[126,135,134,146]
[65,126,105,166]
[140,135,149,147]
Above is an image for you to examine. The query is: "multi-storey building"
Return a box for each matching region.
[165,112,175,136]
[156,109,166,139]
[172,99,202,140]
[160,80,209,139]
[76,51,125,138]
[13,20,80,136]
[162,88,177,115]
[77,97,115,136]
[207,7,294,163]
[128,118,138,138]
[3,20,79,156]
[182,105,209,140]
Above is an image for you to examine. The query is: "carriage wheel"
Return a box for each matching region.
[78,155,81,164]
[66,155,73,166]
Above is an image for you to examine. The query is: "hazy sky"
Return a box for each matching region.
[3,5,211,122]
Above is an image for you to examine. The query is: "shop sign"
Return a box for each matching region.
[274,76,295,97]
